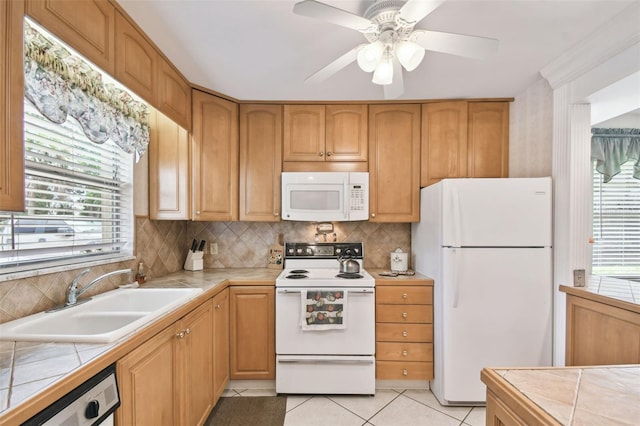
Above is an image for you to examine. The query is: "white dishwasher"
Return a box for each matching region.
[23,364,120,426]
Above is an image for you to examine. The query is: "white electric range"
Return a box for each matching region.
[275,242,375,395]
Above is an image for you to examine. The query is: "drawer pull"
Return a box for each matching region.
[402,293,408,299]
[402,369,408,376]
[402,350,408,357]
[402,312,408,319]
[402,331,408,337]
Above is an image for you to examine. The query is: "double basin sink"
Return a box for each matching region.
[0,287,203,344]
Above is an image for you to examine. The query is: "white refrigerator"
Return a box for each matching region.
[411,177,553,406]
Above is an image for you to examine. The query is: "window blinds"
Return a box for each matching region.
[0,101,133,270]
[592,161,640,277]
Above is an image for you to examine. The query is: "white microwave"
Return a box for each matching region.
[281,172,369,221]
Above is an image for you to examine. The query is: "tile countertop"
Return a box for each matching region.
[560,275,640,314]
[0,268,280,423]
[481,365,640,425]
[367,268,434,284]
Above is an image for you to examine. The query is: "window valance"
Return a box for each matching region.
[591,128,640,182]
[23,20,149,160]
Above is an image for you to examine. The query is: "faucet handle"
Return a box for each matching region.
[72,269,91,287]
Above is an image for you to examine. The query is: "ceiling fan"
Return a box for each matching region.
[293,0,499,99]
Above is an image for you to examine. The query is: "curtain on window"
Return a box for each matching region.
[591,128,640,183]
[23,19,149,161]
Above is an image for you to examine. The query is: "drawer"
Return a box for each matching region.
[376,286,432,305]
[376,342,433,362]
[376,305,432,324]
[376,361,433,380]
[376,323,433,343]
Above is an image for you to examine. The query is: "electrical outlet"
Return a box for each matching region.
[210,242,218,255]
[573,269,586,287]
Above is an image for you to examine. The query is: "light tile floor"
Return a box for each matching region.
[222,388,485,426]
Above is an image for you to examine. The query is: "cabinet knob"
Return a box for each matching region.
[176,331,185,339]
[184,328,191,335]
[402,293,408,299]
[402,312,408,319]
[196,210,201,215]
[402,369,408,376]
[326,151,332,156]
[371,213,376,218]
[274,212,279,216]
[402,331,408,337]
[402,350,408,357]
[215,304,221,309]
[319,151,324,156]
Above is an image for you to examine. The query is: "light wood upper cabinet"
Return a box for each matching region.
[0,0,24,212]
[116,299,215,426]
[283,104,368,165]
[239,104,282,221]
[467,101,509,178]
[421,101,468,187]
[368,104,421,222]
[191,90,239,221]
[283,105,325,162]
[148,110,190,220]
[26,0,116,74]
[325,104,368,162]
[229,286,275,380]
[115,11,156,103]
[212,289,230,404]
[157,58,191,131]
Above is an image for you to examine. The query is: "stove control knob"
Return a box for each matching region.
[305,248,313,255]
[335,248,341,254]
[296,248,303,254]
[288,248,295,255]
[353,248,360,254]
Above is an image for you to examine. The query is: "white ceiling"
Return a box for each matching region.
[116,0,636,101]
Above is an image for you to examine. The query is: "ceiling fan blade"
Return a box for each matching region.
[305,45,363,84]
[398,0,446,24]
[383,57,404,100]
[413,30,499,59]
[293,0,374,31]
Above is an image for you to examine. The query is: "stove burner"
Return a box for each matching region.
[336,273,363,279]
[286,274,308,279]
[290,269,309,274]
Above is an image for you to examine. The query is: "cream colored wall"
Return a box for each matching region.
[509,78,554,177]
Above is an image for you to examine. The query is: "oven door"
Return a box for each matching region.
[276,287,375,355]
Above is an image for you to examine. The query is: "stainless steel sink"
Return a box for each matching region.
[0,287,203,343]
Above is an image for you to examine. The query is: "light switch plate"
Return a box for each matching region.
[573,269,586,287]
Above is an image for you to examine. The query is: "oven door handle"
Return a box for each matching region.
[277,356,374,364]
[277,289,302,294]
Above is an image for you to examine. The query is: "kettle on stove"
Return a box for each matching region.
[337,250,360,274]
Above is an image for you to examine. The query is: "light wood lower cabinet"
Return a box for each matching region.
[565,293,640,366]
[229,286,275,379]
[375,281,433,380]
[212,289,230,403]
[117,299,215,426]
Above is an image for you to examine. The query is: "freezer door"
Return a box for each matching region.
[442,178,552,247]
[440,247,552,404]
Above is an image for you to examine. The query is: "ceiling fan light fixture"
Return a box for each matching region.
[357,40,385,72]
[372,54,393,85]
[396,40,425,71]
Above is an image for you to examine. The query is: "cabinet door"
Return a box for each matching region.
[26,0,115,74]
[192,90,239,221]
[230,286,275,379]
[283,105,326,162]
[325,104,368,162]
[468,102,509,178]
[157,57,191,131]
[0,0,24,212]
[179,300,214,426]
[115,11,156,103]
[368,104,421,222]
[149,110,190,220]
[239,104,282,221]
[421,101,468,187]
[116,325,178,426]
[212,289,230,403]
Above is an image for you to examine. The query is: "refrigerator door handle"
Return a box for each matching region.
[452,248,460,308]
[452,188,462,248]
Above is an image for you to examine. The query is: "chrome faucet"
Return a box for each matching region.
[66,268,132,307]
